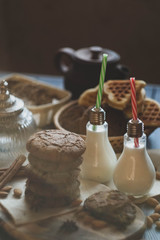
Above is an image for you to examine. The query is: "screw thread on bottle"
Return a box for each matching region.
[89,107,105,125]
[127,118,144,138]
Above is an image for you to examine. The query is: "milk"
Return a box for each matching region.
[81,123,117,183]
[113,141,155,196]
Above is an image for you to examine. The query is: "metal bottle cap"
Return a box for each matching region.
[89,106,106,125]
[127,118,144,138]
[0,80,24,117]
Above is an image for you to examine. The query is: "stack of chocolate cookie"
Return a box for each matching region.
[25,129,86,208]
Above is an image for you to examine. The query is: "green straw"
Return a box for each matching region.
[96,54,108,109]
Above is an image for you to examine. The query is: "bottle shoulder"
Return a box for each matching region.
[86,121,108,132]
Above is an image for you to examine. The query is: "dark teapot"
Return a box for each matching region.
[55,46,129,99]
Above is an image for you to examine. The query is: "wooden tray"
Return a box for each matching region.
[0,205,146,240]
[0,177,147,240]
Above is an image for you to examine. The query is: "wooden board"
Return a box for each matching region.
[2,149,160,240]
[0,205,146,240]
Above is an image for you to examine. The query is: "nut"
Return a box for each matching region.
[156,171,160,180]
[13,188,22,198]
[1,186,12,192]
[0,191,8,198]
[146,216,153,228]
[91,219,107,229]
[155,204,160,213]
[146,197,159,207]
[155,221,160,229]
[149,213,160,222]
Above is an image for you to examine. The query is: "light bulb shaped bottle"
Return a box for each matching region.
[113,119,155,197]
[81,107,117,183]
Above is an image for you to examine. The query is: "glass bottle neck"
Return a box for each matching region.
[87,121,108,132]
[124,133,146,149]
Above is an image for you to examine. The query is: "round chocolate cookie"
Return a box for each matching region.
[26,164,80,185]
[28,153,83,172]
[26,129,86,162]
[84,190,136,226]
[26,178,80,198]
[25,187,80,209]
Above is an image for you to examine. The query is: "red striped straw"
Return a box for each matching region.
[130,77,139,147]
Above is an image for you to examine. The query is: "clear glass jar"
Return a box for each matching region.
[0,80,36,167]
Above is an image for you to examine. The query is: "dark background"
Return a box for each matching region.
[0,0,160,83]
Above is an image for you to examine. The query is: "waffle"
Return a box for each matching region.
[124,104,144,119]
[138,98,160,127]
[123,88,146,118]
[78,86,98,107]
[109,136,124,153]
[103,80,146,110]
[135,88,146,105]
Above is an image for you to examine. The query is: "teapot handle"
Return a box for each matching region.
[115,64,130,79]
[54,48,75,74]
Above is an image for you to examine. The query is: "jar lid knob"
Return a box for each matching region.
[0,79,24,115]
[89,46,103,59]
[0,80,10,101]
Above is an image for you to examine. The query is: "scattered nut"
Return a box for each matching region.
[155,221,160,229]
[91,219,107,229]
[0,191,8,198]
[155,204,160,213]
[156,171,160,180]
[146,197,159,207]
[149,213,160,222]
[13,188,22,198]
[1,186,12,192]
[146,216,153,228]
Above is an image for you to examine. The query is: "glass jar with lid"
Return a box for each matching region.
[0,79,36,167]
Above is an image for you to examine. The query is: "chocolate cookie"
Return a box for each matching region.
[25,187,80,209]
[84,190,136,226]
[26,129,86,162]
[26,164,80,185]
[26,178,80,198]
[28,153,83,172]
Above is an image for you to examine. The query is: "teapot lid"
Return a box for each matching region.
[0,80,24,117]
[75,46,120,64]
